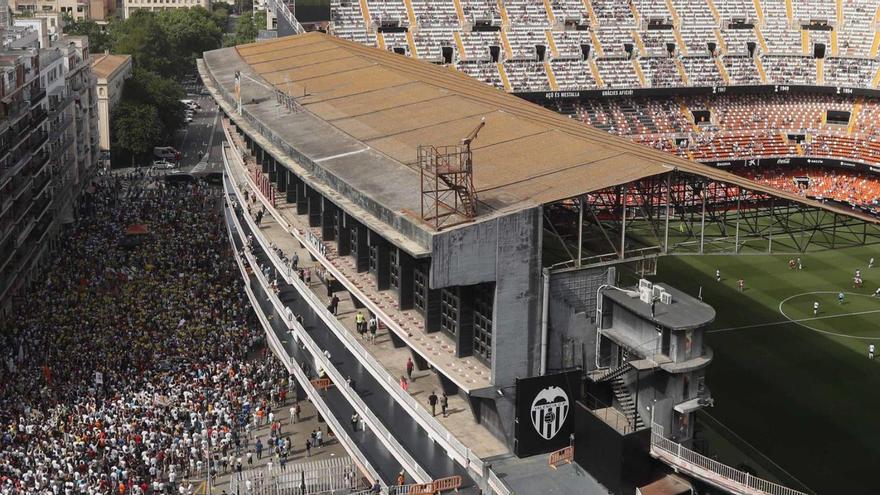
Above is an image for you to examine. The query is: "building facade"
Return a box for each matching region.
[11,0,114,23]
[90,52,130,153]
[122,0,209,19]
[0,26,99,317]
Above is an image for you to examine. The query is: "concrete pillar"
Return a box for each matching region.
[267,155,277,183]
[296,182,308,215]
[286,171,298,203]
[321,197,337,241]
[455,286,475,358]
[277,163,287,193]
[369,231,390,290]
[260,148,269,174]
[308,190,322,227]
[397,249,414,310]
[353,223,369,272]
[336,211,351,256]
[416,263,441,332]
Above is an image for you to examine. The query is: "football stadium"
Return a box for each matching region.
[195,0,880,494]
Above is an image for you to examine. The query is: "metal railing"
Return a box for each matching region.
[224,198,433,485]
[221,141,489,481]
[265,0,306,34]
[225,208,384,488]
[228,456,359,495]
[650,424,807,495]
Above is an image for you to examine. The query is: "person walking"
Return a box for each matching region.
[327,295,340,316]
[440,393,449,418]
[305,438,312,458]
[291,252,299,271]
[255,438,263,460]
[406,357,414,381]
[368,315,378,343]
[399,375,409,393]
[428,391,438,417]
[351,412,359,431]
[355,311,366,337]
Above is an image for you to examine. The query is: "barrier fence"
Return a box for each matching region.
[228,457,359,495]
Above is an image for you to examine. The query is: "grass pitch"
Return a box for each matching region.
[652,248,880,495]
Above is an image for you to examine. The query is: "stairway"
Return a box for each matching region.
[611,376,645,430]
[596,361,632,383]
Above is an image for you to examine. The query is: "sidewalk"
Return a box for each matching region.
[224,136,507,459]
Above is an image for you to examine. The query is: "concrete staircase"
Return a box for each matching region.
[611,376,645,430]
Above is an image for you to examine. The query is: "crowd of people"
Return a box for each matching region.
[0,173,292,494]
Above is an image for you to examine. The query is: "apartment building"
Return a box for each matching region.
[122,0,209,19]
[91,52,130,153]
[10,0,115,23]
[0,25,99,316]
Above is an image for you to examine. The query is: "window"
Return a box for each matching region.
[389,249,399,291]
[368,244,378,275]
[473,285,494,362]
[440,288,459,336]
[413,267,427,313]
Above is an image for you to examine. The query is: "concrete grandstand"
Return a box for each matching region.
[199,31,880,495]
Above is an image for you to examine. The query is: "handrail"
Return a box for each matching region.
[265,0,306,34]
[649,424,807,495]
[224,207,383,487]
[222,143,490,480]
[225,196,433,484]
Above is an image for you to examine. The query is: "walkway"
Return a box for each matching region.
[228,195,480,491]
[223,127,505,460]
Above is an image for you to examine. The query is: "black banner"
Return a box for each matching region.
[704,156,880,175]
[514,369,582,457]
[517,83,880,102]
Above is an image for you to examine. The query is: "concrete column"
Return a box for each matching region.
[308,191,322,228]
[286,171,298,203]
[455,286,475,358]
[336,210,351,256]
[276,163,287,193]
[260,148,269,174]
[397,249,414,310]
[353,223,369,272]
[321,197,337,241]
[268,155,277,183]
[416,263,441,332]
[296,182,308,215]
[369,231,390,290]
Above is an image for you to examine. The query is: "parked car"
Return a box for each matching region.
[152,160,176,169]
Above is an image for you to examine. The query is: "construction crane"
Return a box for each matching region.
[461,117,486,153]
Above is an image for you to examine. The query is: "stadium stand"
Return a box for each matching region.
[326,0,880,211]
[327,0,880,92]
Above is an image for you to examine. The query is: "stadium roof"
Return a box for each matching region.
[207,32,877,230]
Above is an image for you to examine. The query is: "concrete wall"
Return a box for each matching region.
[547,267,611,372]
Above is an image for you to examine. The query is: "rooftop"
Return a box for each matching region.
[202,31,878,245]
[602,283,716,331]
[90,53,131,80]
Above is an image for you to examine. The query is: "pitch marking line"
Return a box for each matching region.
[707,292,880,339]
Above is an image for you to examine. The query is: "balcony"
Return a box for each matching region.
[29,89,46,106]
[15,215,35,247]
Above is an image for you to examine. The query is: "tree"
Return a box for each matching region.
[122,68,187,140]
[226,11,261,46]
[110,10,175,76]
[63,16,113,53]
[155,8,223,69]
[111,102,163,162]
